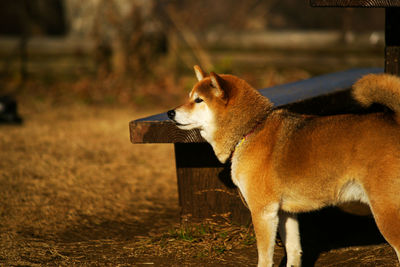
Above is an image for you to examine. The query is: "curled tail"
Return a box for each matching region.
[353,73,400,122]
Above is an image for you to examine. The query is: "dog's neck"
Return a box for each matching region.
[211,93,273,163]
[230,119,264,159]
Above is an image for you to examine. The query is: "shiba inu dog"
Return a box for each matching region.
[167,66,400,267]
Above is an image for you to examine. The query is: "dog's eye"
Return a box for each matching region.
[194,97,203,103]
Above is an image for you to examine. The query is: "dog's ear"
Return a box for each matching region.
[210,72,227,102]
[194,65,206,81]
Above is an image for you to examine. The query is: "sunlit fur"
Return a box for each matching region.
[171,67,400,267]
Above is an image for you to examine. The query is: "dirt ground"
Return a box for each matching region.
[0,96,399,266]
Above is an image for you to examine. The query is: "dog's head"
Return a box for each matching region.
[168,66,273,162]
[167,66,235,140]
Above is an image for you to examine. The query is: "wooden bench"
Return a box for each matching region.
[130,0,399,224]
[130,67,382,224]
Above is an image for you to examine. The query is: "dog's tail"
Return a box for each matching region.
[353,73,400,122]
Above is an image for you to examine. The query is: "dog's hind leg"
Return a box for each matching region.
[251,203,280,267]
[279,211,302,267]
[372,204,400,264]
[368,189,400,264]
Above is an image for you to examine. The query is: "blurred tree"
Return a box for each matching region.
[0,0,66,83]
[0,0,66,36]
[65,0,167,79]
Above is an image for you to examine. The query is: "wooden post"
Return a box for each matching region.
[174,143,251,224]
[385,7,400,75]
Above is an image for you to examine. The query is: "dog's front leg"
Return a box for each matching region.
[252,203,280,267]
[279,211,302,267]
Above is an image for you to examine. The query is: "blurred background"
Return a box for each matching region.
[0,0,385,107]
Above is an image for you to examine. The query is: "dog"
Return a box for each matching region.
[167,66,400,267]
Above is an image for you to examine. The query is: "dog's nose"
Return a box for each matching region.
[167,110,175,120]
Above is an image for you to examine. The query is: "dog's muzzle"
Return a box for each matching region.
[167,110,175,120]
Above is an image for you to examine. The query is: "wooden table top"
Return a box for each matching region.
[310,0,400,7]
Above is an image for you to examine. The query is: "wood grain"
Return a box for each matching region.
[175,143,251,224]
[385,8,400,76]
[385,47,400,75]
[310,0,400,7]
[130,120,204,143]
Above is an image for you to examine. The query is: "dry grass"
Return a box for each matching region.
[133,215,258,261]
[0,98,180,265]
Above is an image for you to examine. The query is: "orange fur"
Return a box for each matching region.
[353,73,400,123]
[169,67,400,267]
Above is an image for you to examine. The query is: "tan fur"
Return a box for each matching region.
[353,73,400,123]
[170,67,400,267]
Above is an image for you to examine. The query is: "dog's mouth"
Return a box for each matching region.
[167,111,196,129]
[174,121,189,127]
[176,122,193,128]
[169,119,190,127]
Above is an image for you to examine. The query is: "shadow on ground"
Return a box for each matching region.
[296,207,396,267]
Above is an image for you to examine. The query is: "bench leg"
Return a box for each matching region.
[385,7,400,75]
[174,143,251,224]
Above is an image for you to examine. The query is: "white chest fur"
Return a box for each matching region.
[230,153,248,203]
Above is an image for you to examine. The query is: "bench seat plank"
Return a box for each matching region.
[310,0,400,7]
[130,68,382,144]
